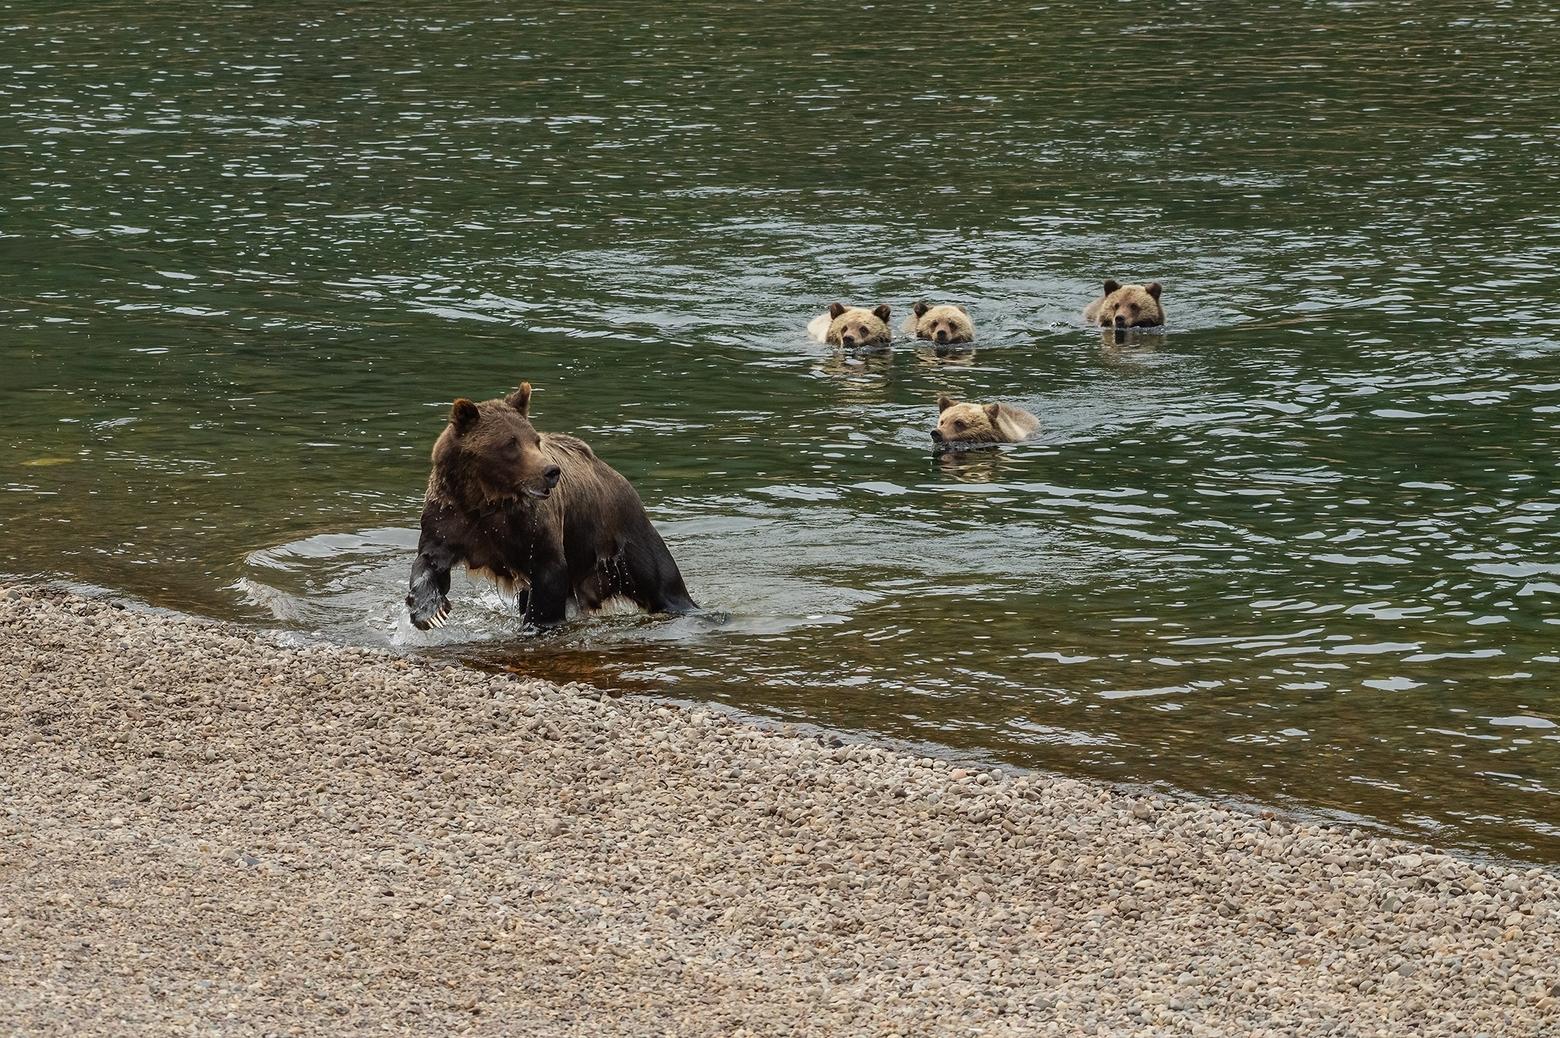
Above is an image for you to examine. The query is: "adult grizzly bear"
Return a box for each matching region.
[1083,280,1165,328]
[406,382,696,630]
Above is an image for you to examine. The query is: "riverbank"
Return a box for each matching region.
[1,587,1556,1036]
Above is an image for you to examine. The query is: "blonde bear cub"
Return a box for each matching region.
[902,301,974,345]
[807,302,893,348]
[1083,279,1165,328]
[931,395,1039,446]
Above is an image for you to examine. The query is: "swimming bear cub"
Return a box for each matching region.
[807,302,893,348]
[931,395,1040,446]
[1083,280,1165,328]
[406,382,696,630]
[903,302,974,345]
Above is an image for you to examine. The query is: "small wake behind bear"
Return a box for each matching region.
[931,395,1040,447]
[406,382,696,631]
[1083,279,1165,328]
[807,302,893,348]
[902,301,974,345]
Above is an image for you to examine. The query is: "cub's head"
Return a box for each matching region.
[431,382,562,507]
[910,302,974,345]
[1093,280,1164,328]
[932,395,1004,446]
[825,302,893,348]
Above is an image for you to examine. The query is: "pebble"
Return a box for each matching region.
[0,586,1557,1038]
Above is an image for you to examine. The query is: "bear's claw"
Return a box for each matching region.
[407,587,452,631]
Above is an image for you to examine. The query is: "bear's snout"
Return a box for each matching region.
[841,334,857,347]
[543,465,562,487]
[935,328,949,343]
[1113,314,1127,328]
[930,428,945,444]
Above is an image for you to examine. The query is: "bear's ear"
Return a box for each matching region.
[1102,279,1121,295]
[913,301,930,318]
[955,304,969,314]
[506,381,533,417]
[1145,282,1162,300]
[451,398,480,435]
[872,304,891,323]
[827,302,847,319]
[937,394,956,413]
[985,403,1002,422]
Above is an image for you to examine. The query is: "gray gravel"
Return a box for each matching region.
[2,586,1557,1037]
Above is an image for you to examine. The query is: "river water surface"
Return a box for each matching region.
[3,1,1558,861]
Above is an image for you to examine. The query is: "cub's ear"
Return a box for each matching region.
[827,302,847,319]
[872,304,892,322]
[913,301,930,318]
[985,403,1002,422]
[1145,282,1162,300]
[955,304,969,314]
[451,398,480,434]
[1102,279,1121,295]
[506,381,533,417]
[937,394,956,413]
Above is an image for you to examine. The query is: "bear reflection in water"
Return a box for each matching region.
[1099,326,1168,350]
[933,445,1024,484]
[814,348,894,377]
[913,342,977,368]
[812,347,895,405]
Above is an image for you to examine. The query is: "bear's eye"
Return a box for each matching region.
[953,420,967,431]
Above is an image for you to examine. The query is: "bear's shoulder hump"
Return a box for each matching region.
[543,433,596,460]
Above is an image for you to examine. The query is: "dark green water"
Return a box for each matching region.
[3,2,1557,860]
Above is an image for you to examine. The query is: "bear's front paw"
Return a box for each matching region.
[407,587,452,630]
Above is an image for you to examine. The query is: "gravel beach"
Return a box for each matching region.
[1,587,1556,1037]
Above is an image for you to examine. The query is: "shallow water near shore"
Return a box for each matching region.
[2,2,1558,860]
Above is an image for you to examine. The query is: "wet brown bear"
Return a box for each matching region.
[406,382,696,630]
[903,302,974,345]
[806,302,893,348]
[1083,280,1165,328]
[931,395,1039,447]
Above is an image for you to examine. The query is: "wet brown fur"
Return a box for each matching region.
[932,395,1039,446]
[903,302,974,345]
[407,383,695,629]
[1083,280,1165,328]
[807,302,893,348]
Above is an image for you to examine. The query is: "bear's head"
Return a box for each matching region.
[1092,280,1164,328]
[910,302,974,345]
[431,382,562,507]
[932,395,1005,446]
[824,302,893,348]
